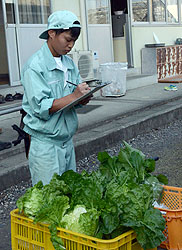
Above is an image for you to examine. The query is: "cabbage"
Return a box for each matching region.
[61,205,99,236]
[17,181,44,219]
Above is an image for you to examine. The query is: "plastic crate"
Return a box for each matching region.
[11,209,157,250]
[157,185,182,250]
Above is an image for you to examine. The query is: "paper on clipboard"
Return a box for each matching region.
[57,82,110,113]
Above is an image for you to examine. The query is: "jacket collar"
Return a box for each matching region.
[42,42,74,71]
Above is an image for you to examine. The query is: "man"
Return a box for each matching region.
[21,10,91,186]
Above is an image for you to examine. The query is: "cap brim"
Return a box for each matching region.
[39,30,49,39]
[39,24,81,40]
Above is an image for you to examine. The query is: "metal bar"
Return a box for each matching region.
[0,106,22,116]
[125,0,134,68]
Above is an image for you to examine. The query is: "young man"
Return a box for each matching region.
[21,10,91,186]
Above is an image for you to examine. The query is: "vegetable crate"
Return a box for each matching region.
[11,209,156,250]
[157,185,182,250]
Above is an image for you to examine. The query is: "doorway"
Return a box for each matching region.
[1,0,51,87]
[86,0,114,64]
[85,0,133,67]
[110,0,133,67]
[0,1,9,85]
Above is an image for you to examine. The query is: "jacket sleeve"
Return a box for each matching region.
[22,68,55,121]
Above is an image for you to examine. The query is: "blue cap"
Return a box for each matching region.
[39,10,81,39]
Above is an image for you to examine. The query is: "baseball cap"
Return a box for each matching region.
[39,10,81,39]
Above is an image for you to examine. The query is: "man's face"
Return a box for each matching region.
[47,30,77,57]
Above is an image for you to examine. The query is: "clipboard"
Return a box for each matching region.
[57,82,110,113]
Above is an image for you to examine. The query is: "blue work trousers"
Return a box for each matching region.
[29,136,76,185]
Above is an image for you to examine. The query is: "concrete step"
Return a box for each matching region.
[0,84,24,96]
[126,67,140,76]
[126,74,158,90]
[91,73,157,98]
[0,71,157,98]
[0,143,25,161]
[0,150,29,191]
[2,95,182,190]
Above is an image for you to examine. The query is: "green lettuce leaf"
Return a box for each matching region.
[49,224,66,250]
[132,208,166,250]
[60,205,100,236]
[34,195,70,225]
[16,181,44,219]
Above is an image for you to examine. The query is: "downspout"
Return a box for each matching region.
[79,0,89,50]
[125,0,134,68]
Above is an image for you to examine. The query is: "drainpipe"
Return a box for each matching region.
[79,0,89,50]
[125,0,134,68]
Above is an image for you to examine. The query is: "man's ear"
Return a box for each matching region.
[48,30,56,39]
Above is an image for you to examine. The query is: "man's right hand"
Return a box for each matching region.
[73,82,91,98]
[50,82,91,113]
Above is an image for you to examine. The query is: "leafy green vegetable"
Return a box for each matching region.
[132,208,166,250]
[70,173,103,210]
[49,224,66,250]
[34,195,70,225]
[17,177,70,250]
[114,184,166,250]
[61,205,99,236]
[16,181,44,219]
[95,141,166,248]
[156,174,168,185]
[16,141,167,250]
[34,195,70,250]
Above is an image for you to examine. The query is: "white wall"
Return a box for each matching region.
[131,25,182,69]
[113,37,127,62]
[52,0,87,51]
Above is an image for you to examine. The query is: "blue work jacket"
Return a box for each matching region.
[21,42,81,145]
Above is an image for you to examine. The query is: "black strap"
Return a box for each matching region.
[12,109,30,158]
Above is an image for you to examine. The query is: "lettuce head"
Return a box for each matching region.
[60,205,99,236]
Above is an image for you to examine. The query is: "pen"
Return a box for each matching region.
[66,80,77,87]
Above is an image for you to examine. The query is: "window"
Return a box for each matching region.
[5,0,15,24]
[151,0,166,22]
[132,0,149,22]
[42,0,50,23]
[132,0,180,23]
[87,0,110,24]
[18,0,51,24]
[167,0,178,23]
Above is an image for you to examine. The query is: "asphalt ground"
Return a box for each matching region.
[1,81,181,250]
[1,82,182,190]
[3,115,182,250]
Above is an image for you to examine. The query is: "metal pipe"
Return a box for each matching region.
[0,106,22,116]
[79,0,89,50]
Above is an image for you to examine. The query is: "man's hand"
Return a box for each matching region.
[73,82,90,98]
[74,82,93,105]
[50,82,92,113]
[79,95,93,105]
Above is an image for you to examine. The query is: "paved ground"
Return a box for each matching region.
[4,116,182,250]
[1,81,182,191]
[1,81,181,250]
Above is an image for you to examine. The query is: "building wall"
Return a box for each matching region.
[52,0,87,51]
[113,37,127,62]
[132,26,182,70]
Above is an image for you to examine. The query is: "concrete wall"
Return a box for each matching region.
[131,25,182,69]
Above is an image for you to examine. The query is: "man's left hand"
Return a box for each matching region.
[79,95,93,105]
